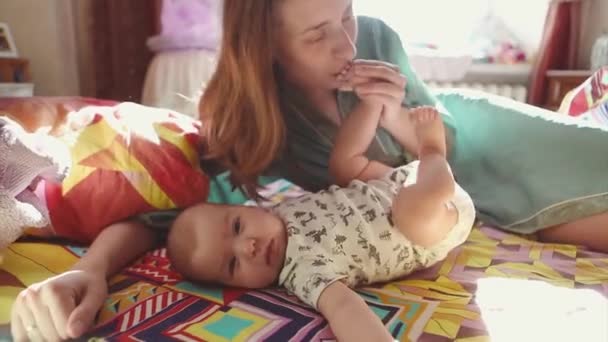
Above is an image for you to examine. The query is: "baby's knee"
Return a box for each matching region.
[393,200,457,248]
[394,217,449,248]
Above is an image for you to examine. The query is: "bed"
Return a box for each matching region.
[1,176,607,341]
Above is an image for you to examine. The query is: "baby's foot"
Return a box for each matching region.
[410,106,446,157]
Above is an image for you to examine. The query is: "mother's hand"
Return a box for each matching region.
[11,270,107,342]
[338,59,407,126]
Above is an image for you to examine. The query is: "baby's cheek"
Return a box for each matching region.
[243,265,277,288]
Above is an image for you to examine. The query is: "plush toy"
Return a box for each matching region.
[0,102,210,258]
[0,116,71,252]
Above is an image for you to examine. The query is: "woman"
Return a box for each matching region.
[201,0,608,251]
[10,0,608,340]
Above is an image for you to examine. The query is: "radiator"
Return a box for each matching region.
[428,81,528,103]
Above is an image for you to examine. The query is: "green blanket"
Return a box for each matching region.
[439,90,608,233]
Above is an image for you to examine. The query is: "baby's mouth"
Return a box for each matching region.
[266,238,274,266]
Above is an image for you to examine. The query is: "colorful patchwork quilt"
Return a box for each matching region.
[2,180,607,341]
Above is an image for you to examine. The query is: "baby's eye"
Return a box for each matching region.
[233,216,241,234]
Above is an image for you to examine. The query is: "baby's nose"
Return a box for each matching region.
[241,238,257,258]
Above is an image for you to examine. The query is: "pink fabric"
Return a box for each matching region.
[34,179,47,214]
[147,0,220,52]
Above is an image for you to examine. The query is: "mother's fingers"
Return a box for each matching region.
[342,75,374,87]
[11,291,38,342]
[356,93,396,108]
[353,64,407,88]
[355,81,405,100]
[340,74,406,92]
[42,284,77,340]
[352,59,401,72]
[27,290,62,342]
[11,314,28,342]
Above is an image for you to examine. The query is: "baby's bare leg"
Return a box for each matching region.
[392,107,457,247]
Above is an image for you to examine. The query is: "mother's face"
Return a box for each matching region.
[273,0,357,92]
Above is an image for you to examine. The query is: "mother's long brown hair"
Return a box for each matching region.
[199,0,284,198]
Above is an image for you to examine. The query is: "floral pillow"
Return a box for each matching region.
[0,96,118,135]
[559,67,608,116]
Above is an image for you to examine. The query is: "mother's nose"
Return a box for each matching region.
[332,28,356,62]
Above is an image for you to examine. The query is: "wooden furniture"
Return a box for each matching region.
[0,83,34,97]
[544,70,593,110]
[0,57,33,97]
[0,57,31,83]
[73,0,157,102]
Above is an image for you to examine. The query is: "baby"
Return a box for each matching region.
[167,106,475,340]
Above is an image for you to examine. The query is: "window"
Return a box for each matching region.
[355,0,549,57]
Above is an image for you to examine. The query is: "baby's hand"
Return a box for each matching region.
[318,281,395,341]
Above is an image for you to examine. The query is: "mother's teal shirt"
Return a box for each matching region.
[277,16,608,234]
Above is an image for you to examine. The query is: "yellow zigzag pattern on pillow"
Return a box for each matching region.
[59,115,205,209]
[155,123,198,167]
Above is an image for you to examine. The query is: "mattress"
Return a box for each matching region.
[2,179,607,341]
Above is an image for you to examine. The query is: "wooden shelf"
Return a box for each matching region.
[544,69,592,111]
[0,57,31,83]
[0,82,34,97]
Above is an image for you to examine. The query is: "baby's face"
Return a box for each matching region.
[171,203,288,289]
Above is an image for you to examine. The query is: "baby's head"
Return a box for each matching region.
[167,203,287,289]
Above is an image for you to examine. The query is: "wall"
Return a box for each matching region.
[0,0,80,96]
[579,0,608,69]
[1,0,603,95]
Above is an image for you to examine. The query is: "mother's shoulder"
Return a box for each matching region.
[356,15,392,37]
[355,16,405,60]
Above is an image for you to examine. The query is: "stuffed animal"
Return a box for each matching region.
[0,102,211,259]
[0,115,71,253]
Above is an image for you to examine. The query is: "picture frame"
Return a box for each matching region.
[0,22,18,58]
